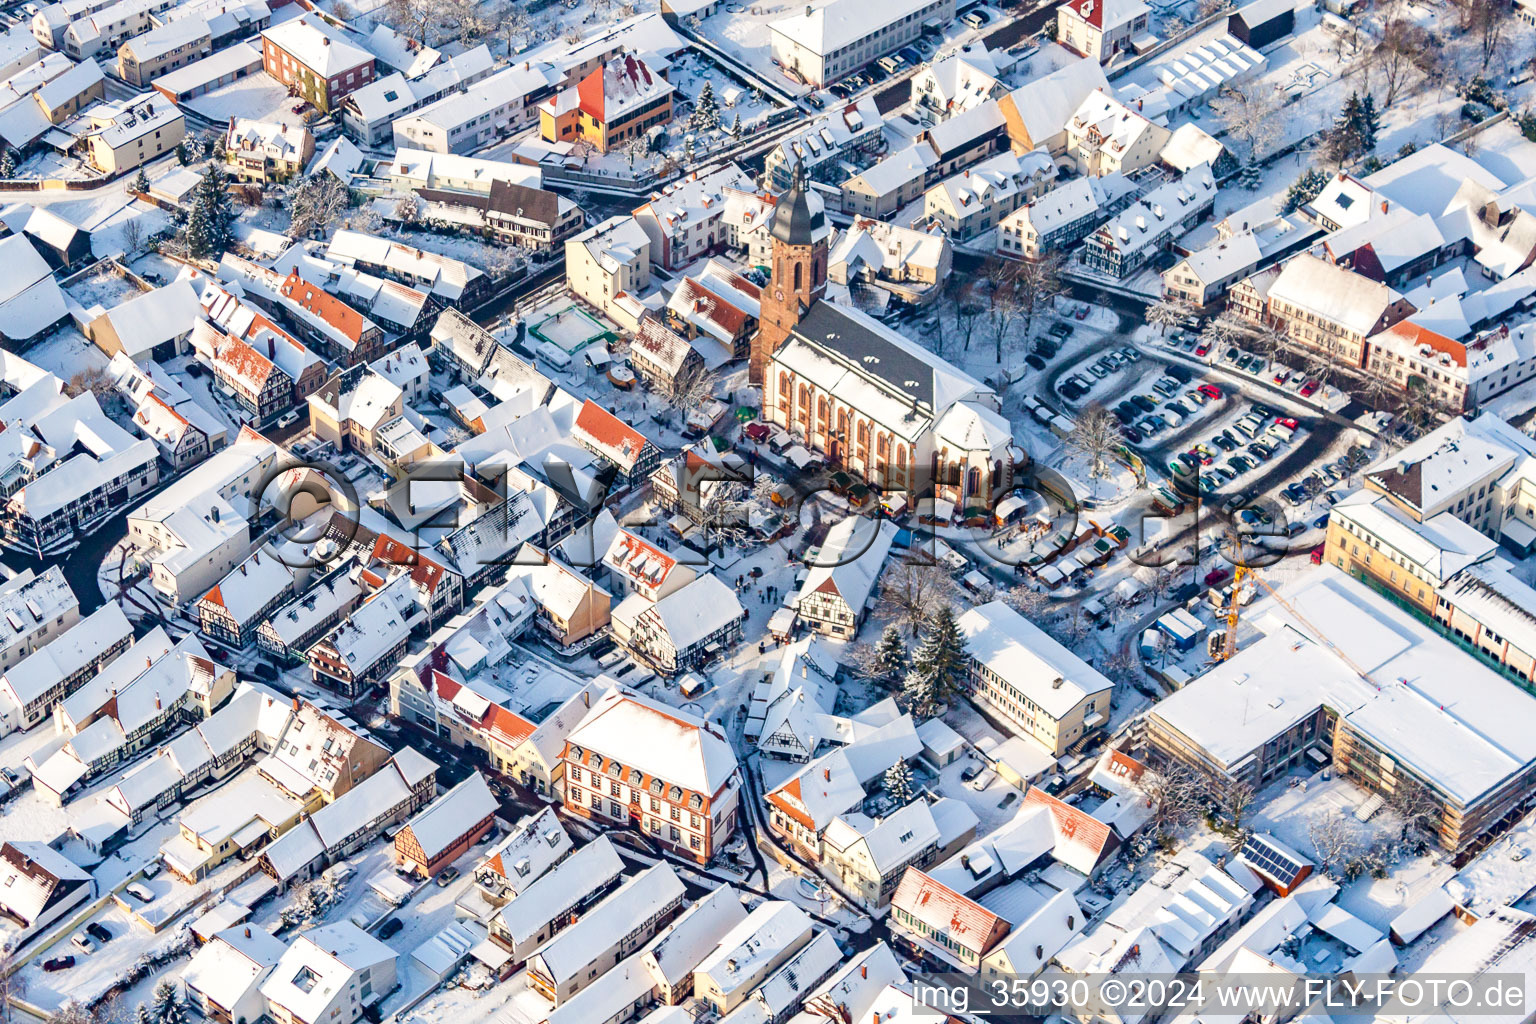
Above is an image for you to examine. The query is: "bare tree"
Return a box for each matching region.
[955,300,984,353]
[1215,781,1256,841]
[666,362,720,411]
[47,1003,93,1024]
[283,174,351,238]
[1000,582,1049,618]
[1210,84,1280,162]
[880,555,960,636]
[1142,759,1208,844]
[1046,605,1092,647]
[1250,322,1290,370]
[383,0,440,44]
[1372,19,1437,106]
[120,216,144,257]
[1457,0,1511,70]
[1147,296,1194,336]
[66,366,115,400]
[1011,249,1064,351]
[0,944,27,1024]
[1066,403,1123,497]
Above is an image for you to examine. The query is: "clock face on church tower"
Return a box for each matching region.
[774,288,784,301]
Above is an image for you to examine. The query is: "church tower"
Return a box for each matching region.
[751,161,830,385]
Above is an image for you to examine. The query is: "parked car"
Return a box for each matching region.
[1026,354,1046,371]
[43,957,74,972]
[1198,384,1222,400]
[436,867,460,887]
[1119,346,1140,361]
[71,933,95,953]
[963,8,989,27]
[1312,512,1331,529]
[125,883,154,902]
[1299,379,1320,398]
[1166,364,1194,383]
[1131,395,1155,413]
[85,923,112,944]
[1273,368,1291,385]
[1048,322,1073,338]
[1121,426,1143,444]
[379,918,405,939]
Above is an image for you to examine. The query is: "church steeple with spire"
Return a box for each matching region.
[751,160,830,384]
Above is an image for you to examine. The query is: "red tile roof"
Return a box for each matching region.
[574,400,648,470]
[280,269,367,344]
[892,868,1009,956]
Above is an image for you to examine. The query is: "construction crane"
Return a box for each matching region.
[1219,564,1382,688]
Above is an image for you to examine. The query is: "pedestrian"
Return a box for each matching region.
[759,642,766,655]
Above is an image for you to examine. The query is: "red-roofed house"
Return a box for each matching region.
[601,528,695,602]
[664,274,758,356]
[572,401,660,487]
[1021,787,1120,876]
[277,270,386,365]
[561,688,741,862]
[890,867,1012,971]
[538,53,674,153]
[1056,0,1151,62]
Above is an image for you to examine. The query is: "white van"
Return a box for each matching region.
[1268,422,1296,443]
[1160,408,1184,428]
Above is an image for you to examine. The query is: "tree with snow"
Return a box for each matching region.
[151,981,184,1024]
[694,80,720,131]
[1065,403,1122,498]
[175,141,189,165]
[195,163,232,251]
[875,624,907,682]
[899,667,941,718]
[911,605,968,704]
[284,174,351,239]
[682,134,696,165]
[884,759,915,804]
[1210,84,1279,163]
[1146,297,1193,336]
[183,201,213,259]
[0,148,15,179]
[880,555,959,637]
[1281,168,1328,214]
[130,167,150,194]
[729,113,742,139]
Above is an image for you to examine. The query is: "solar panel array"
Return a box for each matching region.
[1241,833,1307,884]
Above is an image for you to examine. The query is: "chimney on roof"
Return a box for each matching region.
[244,927,251,938]
[293,695,301,711]
[1381,200,1388,214]
[824,767,831,781]
[322,36,329,44]
[155,693,162,710]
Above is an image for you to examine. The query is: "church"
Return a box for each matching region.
[753,164,1017,514]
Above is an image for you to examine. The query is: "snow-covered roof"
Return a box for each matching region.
[398,771,497,861]
[796,517,895,618]
[1330,488,1495,580]
[260,923,395,1024]
[0,601,130,708]
[261,17,372,76]
[182,924,287,1012]
[639,883,748,987]
[532,864,684,983]
[628,572,746,659]
[1152,566,1536,806]
[566,687,738,797]
[770,0,944,57]
[696,901,813,997]
[1267,252,1405,336]
[496,835,625,945]
[958,600,1113,719]
[0,234,67,340]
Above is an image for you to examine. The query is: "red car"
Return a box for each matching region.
[1299,379,1320,397]
[1205,567,1230,586]
[1275,416,1299,430]
[1194,344,1209,357]
[1074,303,1089,320]
[1198,384,1222,399]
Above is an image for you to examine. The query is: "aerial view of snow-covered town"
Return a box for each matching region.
[1,0,1536,1016]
